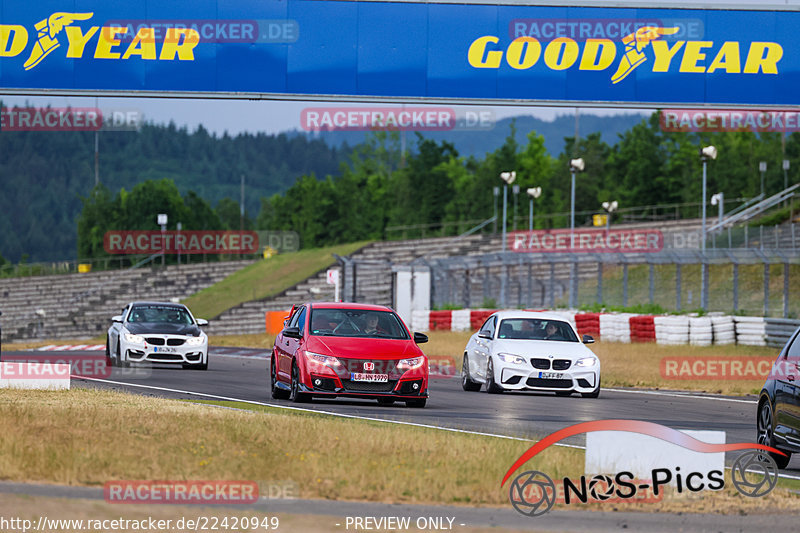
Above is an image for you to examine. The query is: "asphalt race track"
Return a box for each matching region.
[7,346,798,473]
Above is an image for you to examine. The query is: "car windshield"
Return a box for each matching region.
[310,308,408,339]
[128,305,194,325]
[496,318,578,342]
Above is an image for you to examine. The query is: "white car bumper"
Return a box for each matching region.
[495,359,599,392]
[123,335,207,365]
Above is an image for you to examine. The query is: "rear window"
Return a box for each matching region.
[310,308,409,339]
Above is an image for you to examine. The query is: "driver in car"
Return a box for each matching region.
[543,323,564,341]
[362,314,386,335]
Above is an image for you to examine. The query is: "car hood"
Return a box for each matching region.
[307,336,422,360]
[126,322,202,336]
[492,339,595,360]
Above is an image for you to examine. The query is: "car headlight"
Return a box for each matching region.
[497,353,526,365]
[186,335,206,346]
[576,357,598,367]
[124,333,144,345]
[304,351,342,368]
[397,357,425,371]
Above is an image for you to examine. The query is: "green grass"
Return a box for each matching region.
[182,241,370,319]
[572,263,800,317]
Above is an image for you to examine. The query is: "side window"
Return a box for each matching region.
[297,307,308,336]
[479,316,496,337]
[787,332,800,360]
[287,307,302,328]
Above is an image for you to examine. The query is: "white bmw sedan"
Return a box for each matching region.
[106,301,209,370]
[461,311,600,397]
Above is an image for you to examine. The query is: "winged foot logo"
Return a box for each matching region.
[0,11,199,71]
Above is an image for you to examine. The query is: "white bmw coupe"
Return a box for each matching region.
[461,311,600,397]
[107,301,209,370]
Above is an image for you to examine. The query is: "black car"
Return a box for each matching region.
[757,328,800,469]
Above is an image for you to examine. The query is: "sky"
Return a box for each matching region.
[0,0,790,137]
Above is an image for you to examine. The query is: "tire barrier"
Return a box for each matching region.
[689,316,713,346]
[630,315,656,343]
[399,309,798,348]
[575,313,601,338]
[654,316,690,345]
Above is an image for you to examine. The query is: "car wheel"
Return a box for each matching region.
[757,399,791,469]
[461,354,481,392]
[485,358,504,394]
[105,338,113,367]
[116,341,129,368]
[405,399,426,408]
[581,378,601,398]
[377,398,395,406]
[289,360,311,403]
[271,358,289,400]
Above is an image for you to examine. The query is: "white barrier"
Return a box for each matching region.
[411,309,430,333]
[710,316,736,345]
[734,316,767,346]
[654,316,690,345]
[689,316,713,346]
[451,309,472,332]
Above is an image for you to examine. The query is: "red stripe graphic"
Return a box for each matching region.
[501,419,786,487]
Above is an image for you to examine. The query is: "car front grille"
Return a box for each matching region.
[526,378,573,389]
[530,358,550,370]
[167,338,186,346]
[340,359,399,374]
[552,359,571,371]
[146,337,165,345]
[146,353,182,361]
[341,379,398,392]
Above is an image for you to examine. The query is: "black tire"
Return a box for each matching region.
[105,338,113,368]
[116,341,129,368]
[581,378,601,398]
[271,358,290,399]
[377,398,395,406]
[289,360,311,403]
[461,354,481,392]
[406,398,426,408]
[485,358,504,394]
[757,399,791,469]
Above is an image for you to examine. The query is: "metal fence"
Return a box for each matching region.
[418,248,800,318]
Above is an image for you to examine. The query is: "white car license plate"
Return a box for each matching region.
[538,372,563,379]
[351,373,389,382]
[153,346,177,353]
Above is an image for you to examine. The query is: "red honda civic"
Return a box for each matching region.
[270,302,429,407]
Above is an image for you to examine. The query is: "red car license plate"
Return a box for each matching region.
[351,373,389,382]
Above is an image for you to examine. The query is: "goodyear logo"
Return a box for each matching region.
[0,12,198,70]
[468,26,783,83]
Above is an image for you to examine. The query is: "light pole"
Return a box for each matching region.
[512,184,520,231]
[157,213,168,267]
[569,158,585,249]
[783,159,790,191]
[602,200,618,234]
[710,193,724,226]
[527,187,542,232]
[700,146,717,251]
[499,172,516,254]
[493,186,500,234]
[759,161,767,197]
[700,145,717,311]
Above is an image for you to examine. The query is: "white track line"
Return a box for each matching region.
[75,376,800,481]
[74,376,581,449]
[603,387,758,404]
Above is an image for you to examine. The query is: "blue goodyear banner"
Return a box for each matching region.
[0,0,796,106]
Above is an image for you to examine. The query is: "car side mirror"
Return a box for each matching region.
[196,318,209,327]
[478,331,492,340]
[413,332,428,344]
[111,315,122,323]
[582,334,595,344]
[283,326,302,339]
